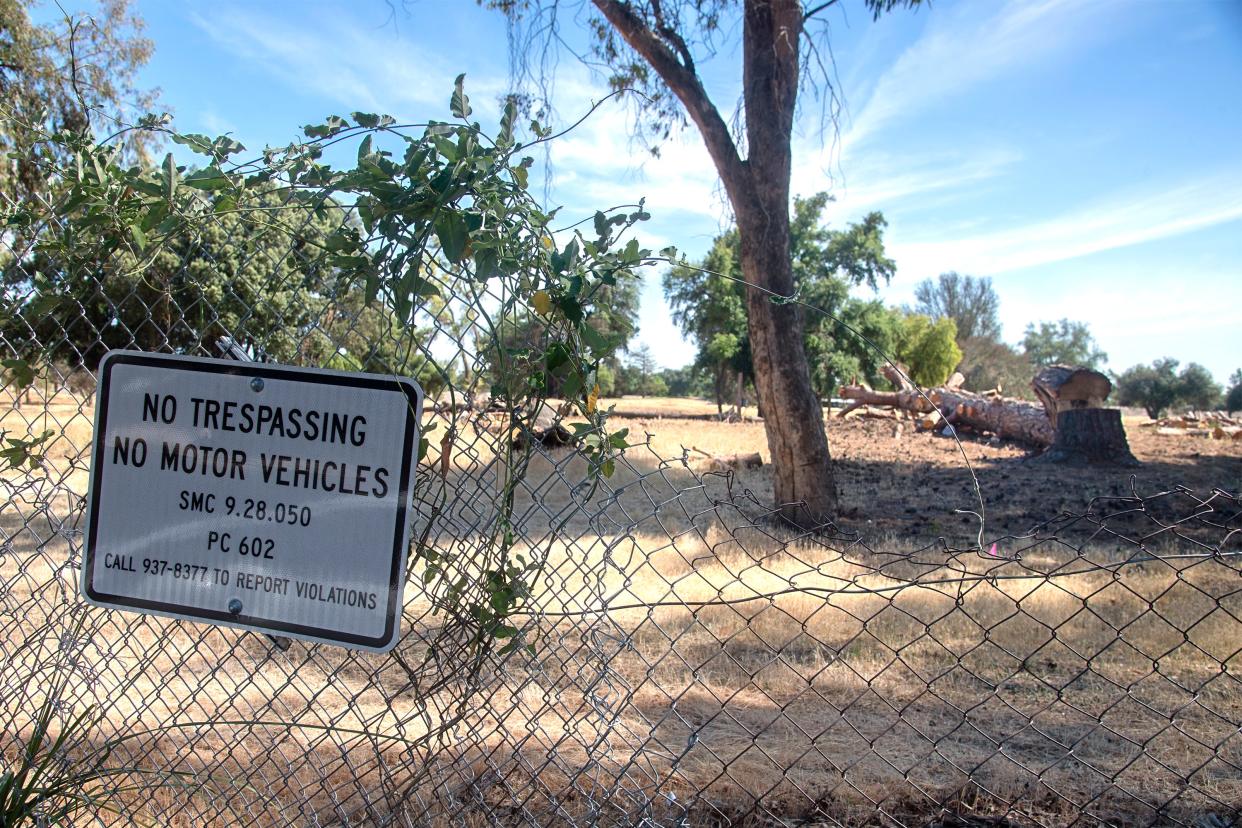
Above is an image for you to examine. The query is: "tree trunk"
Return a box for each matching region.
[739,215,837,523]
[592,0,837,526]
[734,0,836,525]
[714,361,724,416]
[1040,409,1139,466]
[1027,365,1137,465]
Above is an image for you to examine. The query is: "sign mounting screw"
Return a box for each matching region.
[250,377,264,392]
[227,598,243,616]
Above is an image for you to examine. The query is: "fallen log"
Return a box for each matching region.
[479,402,574,449]
[840,363,1140,463]
[840,366,1054,448]
[690,446,763,472]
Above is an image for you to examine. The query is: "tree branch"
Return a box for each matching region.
[591,0,750,204]
[802,0,841,22]
[649,0,696,74]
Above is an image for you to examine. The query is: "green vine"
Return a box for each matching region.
[2,76,644,654]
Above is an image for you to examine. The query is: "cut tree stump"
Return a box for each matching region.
[1039,408,1140,466]
[1031,365,1112,422]
[481,402,574,449]
[1029,365,1138,466]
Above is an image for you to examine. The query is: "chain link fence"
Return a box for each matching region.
[2,145,1241,828]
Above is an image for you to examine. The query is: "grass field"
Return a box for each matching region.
[2,390,1240,825]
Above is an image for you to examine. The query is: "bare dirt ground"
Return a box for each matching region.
[604,395,1241,541]
[2,392,1240,826]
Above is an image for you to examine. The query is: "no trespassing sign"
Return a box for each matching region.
[81,351,423,652]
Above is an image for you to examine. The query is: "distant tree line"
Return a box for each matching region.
[658,213,1231,419]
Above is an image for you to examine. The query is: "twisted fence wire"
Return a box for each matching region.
[0,177,1240,828]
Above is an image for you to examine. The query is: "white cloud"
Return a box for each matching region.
[842,0,1110,153]
[790,143,1022,219]
[198,109,237,139]
[542,92,725,225]
[190,7,504,118]
[887,170,1242,281]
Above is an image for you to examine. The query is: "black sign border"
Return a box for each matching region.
[82,350,422,651]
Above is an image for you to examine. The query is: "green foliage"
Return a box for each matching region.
[1177,362,1222,411]
[664,193,897,402]
[1,356,35,390]
[1227,370,1242,415]
[956,336,1035,398]
[3,187,342,368]
[0,357,54,470]
[1022,318,1106,368]
[4,76,644,655]
[1115,359,1181,419]
[895,313,962,388]
[0,0,158,202]
[662,232,747,405]
[705,332,739,362]
[803,298,900,397]
[793,195,898,397]
[658,364,710,397]
[913,272,1001,342]
[595,361,616,396]
[0,427,53,471]
[1114,358,1221,418]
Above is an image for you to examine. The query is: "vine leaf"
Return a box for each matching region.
[435,211,469,263]
[451,73,472,119]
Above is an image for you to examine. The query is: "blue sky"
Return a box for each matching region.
[119,0,1242,382]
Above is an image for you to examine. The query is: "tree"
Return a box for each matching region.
[491,0,922,525]
[1114,358,1219,419]
[956,336,1034,398]
[1226,370,1242,415]
[586,273,643,361]
[803,298,900,399]
[1115,359,1179,419]
[663,232,747,413]
[1177,362,1221,411]
[791,195,897,399]
[0,0,158,202]
[665,194,897,408]
[2,188,343,369]
[894,313,961,388]
[630,343,659,395]
[659,363,709,397]
[913,272,1001,342]
[1022,318,1106,369]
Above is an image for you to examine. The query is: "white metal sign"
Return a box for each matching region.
[81,350,423,652]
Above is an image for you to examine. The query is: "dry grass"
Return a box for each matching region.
[2,393,1240,825]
